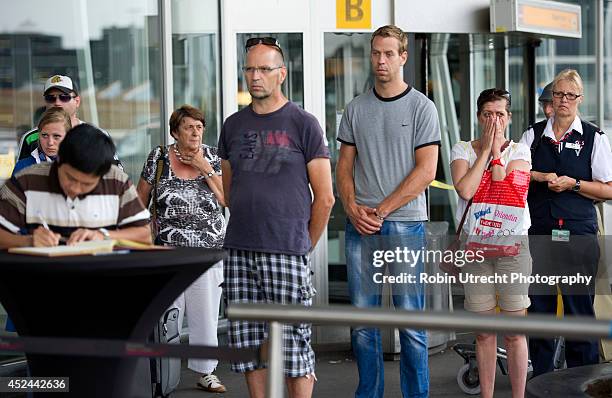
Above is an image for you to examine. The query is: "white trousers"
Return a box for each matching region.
[173,261,223,374]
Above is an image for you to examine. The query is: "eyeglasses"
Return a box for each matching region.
[44,93,76,103]
[552,91,582,101]
[242,66,283,75]
[245,37,284,58]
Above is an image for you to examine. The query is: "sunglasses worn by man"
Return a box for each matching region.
[44,93,76,103]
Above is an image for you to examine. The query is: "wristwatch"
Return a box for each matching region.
[573,179,581,192]
[98,228,111,240]
[203,170,214,179]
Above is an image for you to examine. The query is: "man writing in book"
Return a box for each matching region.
[0,124,151,248]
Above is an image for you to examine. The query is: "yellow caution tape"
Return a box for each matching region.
[429,180,455,190]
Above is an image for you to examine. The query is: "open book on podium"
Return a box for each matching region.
[8,239,171,257]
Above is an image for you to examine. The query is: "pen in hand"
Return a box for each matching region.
[37,212,66,244]
[39,217,50,231]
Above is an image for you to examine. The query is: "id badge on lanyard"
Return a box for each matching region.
[552,218,570,242]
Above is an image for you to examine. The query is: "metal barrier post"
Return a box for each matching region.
[267,321,284,398]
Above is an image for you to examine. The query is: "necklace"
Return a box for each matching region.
[172,144,182,159]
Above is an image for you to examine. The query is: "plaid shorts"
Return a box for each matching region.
[224,249,316,377]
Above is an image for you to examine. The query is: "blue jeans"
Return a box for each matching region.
[346,220,429,398]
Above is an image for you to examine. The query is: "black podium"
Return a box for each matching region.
[0,248,226,397]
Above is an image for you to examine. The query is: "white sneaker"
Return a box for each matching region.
[197,374,227,393]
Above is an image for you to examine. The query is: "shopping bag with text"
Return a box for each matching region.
[464,170,530,257]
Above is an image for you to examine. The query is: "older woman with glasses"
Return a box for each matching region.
[451,88,532,398]
[520,69,612,376]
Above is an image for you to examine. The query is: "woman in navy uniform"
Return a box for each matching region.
[520,69,612,376]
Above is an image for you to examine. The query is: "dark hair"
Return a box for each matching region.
[169,105,205,139]
[476,88,511,114]
[57,124,116,176]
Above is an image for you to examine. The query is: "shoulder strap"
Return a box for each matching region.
[455,199,473,236]
[151,146,165,218]
[500,140,510,153]
[154,146,165,186]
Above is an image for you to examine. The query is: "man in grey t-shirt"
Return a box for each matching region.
[336,25,440,398]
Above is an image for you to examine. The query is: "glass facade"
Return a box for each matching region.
[0,0,162,184]
[536,0,597,123]
[0,0,164,355]
[605,0,612,133]
[0,0,225,339]
[171,0,221,146]
[323,32,372,303]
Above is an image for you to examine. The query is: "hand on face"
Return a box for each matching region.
[479,116,496,156]
[478,99,510,158]
[491,117,506,157]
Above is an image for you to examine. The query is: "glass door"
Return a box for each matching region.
[323,32,372,303]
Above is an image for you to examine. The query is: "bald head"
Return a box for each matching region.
[246,44,284,68]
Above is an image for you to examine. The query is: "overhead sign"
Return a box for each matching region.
[394,0,490,33]
[491,0,581,38]
[336,0,371,29]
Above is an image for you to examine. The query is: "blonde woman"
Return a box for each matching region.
[520,69,612,377]
[12,107,71,175]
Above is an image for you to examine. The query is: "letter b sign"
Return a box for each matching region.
[336,0,371,29]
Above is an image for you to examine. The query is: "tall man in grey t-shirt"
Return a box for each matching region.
[218,38,334,398]
[336,25,440,398]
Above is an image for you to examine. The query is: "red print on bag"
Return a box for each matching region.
[480,218,502,228]
[472,170,530,208]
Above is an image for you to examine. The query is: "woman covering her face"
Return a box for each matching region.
[451,88,532,398]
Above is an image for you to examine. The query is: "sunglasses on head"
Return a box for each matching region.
[245,37,284,58]
[44,93,76,103]
[478,88,511,108]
